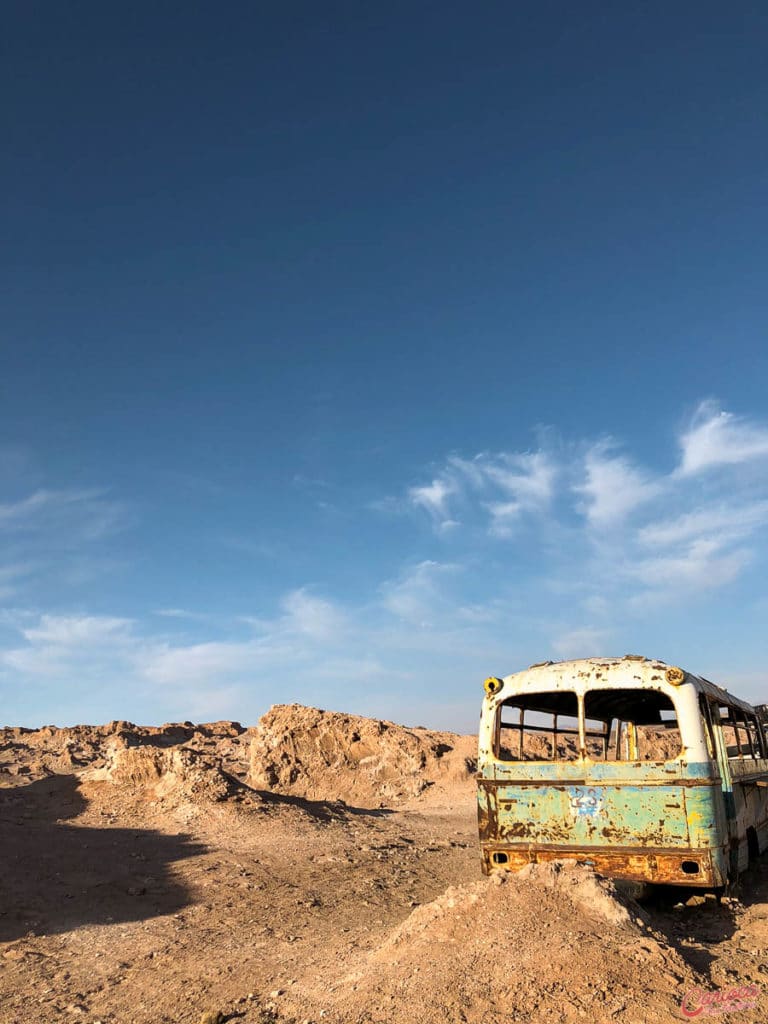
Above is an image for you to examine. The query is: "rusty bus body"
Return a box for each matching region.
[477,656,768,889]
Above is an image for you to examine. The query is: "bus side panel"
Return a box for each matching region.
[729,759,768,870]
[684,782,726,847]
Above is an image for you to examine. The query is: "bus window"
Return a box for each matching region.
[756,706,768,755]
[699,696,717,759]
[719,706,747,758]
[739,712,764,759]
[583,689,681,761]
[495,691,580,762]
[751,715,767,758]
[583,712,609,759]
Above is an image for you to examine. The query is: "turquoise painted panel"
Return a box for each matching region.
[482,770,722,850]
[494,783,679,846]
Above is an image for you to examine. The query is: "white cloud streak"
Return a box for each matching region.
[280,588,348,641]
[21,614,133,646]
[0,488,125,540]
[638,501,768,548]
[379,560,458,625]
[627,539,751,593]
[551,627,610,660]
[408,478,460,530]
[408,451,556,536]
[0,484,130,609]
[576,443,663,527]
[678,401,768,476]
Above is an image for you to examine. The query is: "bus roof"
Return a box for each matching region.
[498,655,757,716]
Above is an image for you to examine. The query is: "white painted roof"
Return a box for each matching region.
[497,655,757,714]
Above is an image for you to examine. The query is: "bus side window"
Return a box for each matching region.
[743,713,764,759]
[699,696,717,759]
[740,710,756,758]
[731,709,750,758]
[757,707,768,757]
[758,718,768,759]
[719,705,744,758]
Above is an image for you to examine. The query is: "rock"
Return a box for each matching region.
[199,1012,225,1024]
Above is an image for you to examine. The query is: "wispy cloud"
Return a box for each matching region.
[21,614,133,646]
[638,501,768,548]
[551,627,611,660]
[396,400,768,656]
[279,587,348,641]
[576,443,663,527]
[678,400,768,476]
[154,608,213,622]
[137,639,255,686]
[0,483,130,608]
[627,538,751,591]
[0,563,37,600]
[0,488,126,540]
[408,477,461,531]
[0,489,87,528]
[379,560,458,625]
[1,613,135,678]
[407,451,556,536]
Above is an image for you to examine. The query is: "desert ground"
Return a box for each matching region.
[1,705,766,1024]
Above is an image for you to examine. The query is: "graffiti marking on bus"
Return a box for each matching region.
[568,787,603,818]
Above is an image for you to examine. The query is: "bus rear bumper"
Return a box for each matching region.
[480,843,727,888]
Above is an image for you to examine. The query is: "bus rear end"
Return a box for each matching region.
[477,657,729,890]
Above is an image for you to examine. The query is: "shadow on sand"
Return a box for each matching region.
[0,774,205,942]
[642,851,768,977]
[254,786,394,821]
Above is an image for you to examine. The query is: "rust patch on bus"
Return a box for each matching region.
[480,845,720,886]
[476,785,497,842]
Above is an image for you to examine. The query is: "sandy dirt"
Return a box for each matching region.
[0,707,766,1024]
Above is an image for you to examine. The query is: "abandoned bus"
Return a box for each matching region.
[477,656,768,889]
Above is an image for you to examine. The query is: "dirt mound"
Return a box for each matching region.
[294,863,698,1024]
[0,723,109,776]
[88,736,242,804]
[516,860,648,928]
[248,704,476,806]
[0,720,251,783]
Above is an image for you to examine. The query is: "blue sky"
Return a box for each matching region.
[2,3,767,728]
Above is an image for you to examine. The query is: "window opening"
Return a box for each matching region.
[584,689,681,761]
[495,691,580,762]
